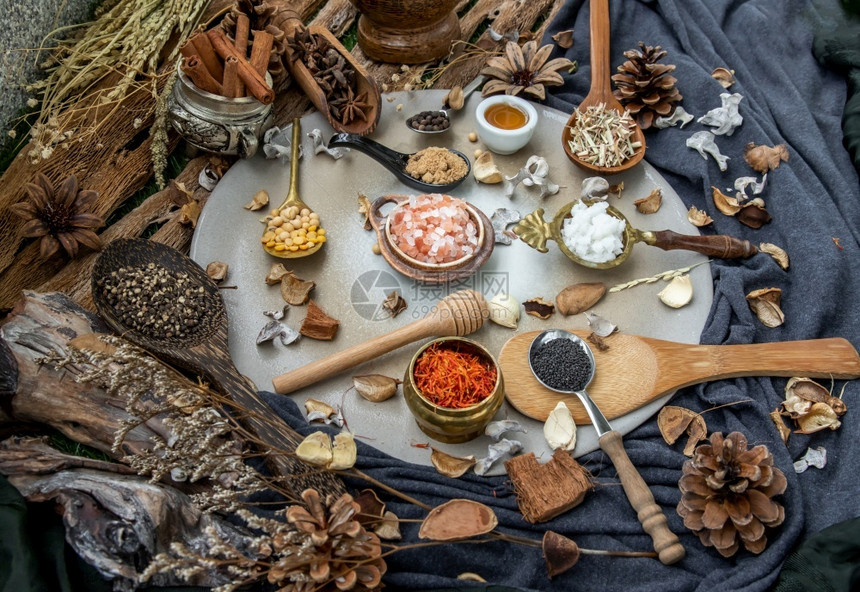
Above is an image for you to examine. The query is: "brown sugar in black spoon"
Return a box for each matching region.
[91,238,342,497]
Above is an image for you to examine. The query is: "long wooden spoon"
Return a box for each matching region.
[501,330,860,422]
[272,290,487,394]
[561,0,646,175]
[91,238,343,497]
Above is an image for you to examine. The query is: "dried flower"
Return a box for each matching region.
[481,41,576,100]
[9,172,103,259]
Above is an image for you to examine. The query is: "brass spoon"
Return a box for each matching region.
[561,0,646,175]
[263,119,324,259]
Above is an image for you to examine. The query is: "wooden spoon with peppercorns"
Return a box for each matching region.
[91,238,343,498]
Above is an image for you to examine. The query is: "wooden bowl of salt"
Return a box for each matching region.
[368,194,495,283]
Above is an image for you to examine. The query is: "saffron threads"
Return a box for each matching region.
[413,342,497,409]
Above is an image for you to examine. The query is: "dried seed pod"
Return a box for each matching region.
[769,409,791,443]
[206,261,228,282]
[374,510,402,540]
[785,377,846,416]
[265,263,291,285]
[581,176,610,200]
[658,274,693,308]
[711,67,735,88]
[295,431,333,467]
[430,448,477,478]
[305,398,336,422]
[488,293,520,328]
[633,188,663,214]
[353,374,401,402]
[330,432,357,470]
[382,290,407,317]
[542,531,580,578]
[357,193,372,230]
[738,202,772,229]
[418,499,498,541]
[244,189,269,210]
[524,297,554,319]
[552,30,574,49]
[795,402,842,434]
[354,489,386,526]
[744,142,789,174]
[280,272,316,305]
[746,287,784,327]
[712,186,741,216]
[759,243,789,270]
[556,282,606,316]
[657,405,707,456]
[687,206,713,227]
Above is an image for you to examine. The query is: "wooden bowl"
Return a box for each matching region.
[369,194,495,283]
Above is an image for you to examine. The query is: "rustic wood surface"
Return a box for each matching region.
[0,0,565,312]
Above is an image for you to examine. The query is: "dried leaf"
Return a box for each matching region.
[265,263,291,285]
[280,272,316,306]
[295,432,332,467]
[358,193,372,230]
[711,67,735,88]
[382,290,407,318]
[737,202,771,229]
[524,297,554,319]
[759,243,789,270]
[687,206,713,227]
[746,287,784,328]
[633,188,663,214]
[744,143,789,174]
[206,261,228,283]
[795,402,841,434]
[552,29,574,49]
[418,499,498,541]
[542,531,580,578]
[484,419,527,441]
[330,432,357,470]
[793,446,827,473]
[374,510,402,540]
[583,311,617,337]
[244,189,269,210]
[785,377,847,416]
[353,374,401,402]
[300,300,340,340]
[769,409,791,443]
[430,448,477,478]
[712,186,741,216]
[658,274,693,308]
[544,401,577,451]
[556,282,606,316]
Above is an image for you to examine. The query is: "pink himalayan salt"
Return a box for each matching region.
[390,193,479,264]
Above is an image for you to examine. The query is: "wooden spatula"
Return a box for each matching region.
[500,331,860,422]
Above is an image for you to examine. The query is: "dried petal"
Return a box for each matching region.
[354,489,386,526]
[684,414,708,457]
[744,143,789,174]
[583,311,617,337]
[711,67,735,88]
[475,152,504,184]
[555,282,606,316]
[746,287,784,328]
[443,85,465,110]
[544,401,577,451]
[300,300,340,340]
[206,261,228,282]
[430,448,477,478]
[552,30,574,49]
[353,374,401,402]
[357,193,372,230]
[712,186,741,216]
[418,499,498,541]
[542,531,580,578]
[759,243,789,270]
[244,189,269,210]
[687,206,713,227]
[634,188,663,214]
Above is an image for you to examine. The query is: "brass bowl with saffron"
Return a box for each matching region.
[403,337,505,444]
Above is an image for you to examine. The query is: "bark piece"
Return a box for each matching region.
[505,449,594,523]
[299,300,339,340]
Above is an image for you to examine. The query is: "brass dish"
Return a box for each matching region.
[515,199,756,269]
[403,337,504,443]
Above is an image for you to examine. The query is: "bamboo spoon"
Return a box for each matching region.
[561,0,646,175]
[529,330,685,565]
[263,119,324,259]
[272,290,487,394]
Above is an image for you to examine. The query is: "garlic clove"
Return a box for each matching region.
[488,293,520,328]
[544,401,577,451]
[658,274,693,308]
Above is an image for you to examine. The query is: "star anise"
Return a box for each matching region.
[9,172,103,259]
[329,88,370,125]
[481,40,577,100]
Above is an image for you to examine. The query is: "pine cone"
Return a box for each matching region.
[611,42,682,130]
[276,489,386,591]
[221,0,289,88]
[677,432,787,557]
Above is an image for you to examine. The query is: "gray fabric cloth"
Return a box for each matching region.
[266,1,860,590]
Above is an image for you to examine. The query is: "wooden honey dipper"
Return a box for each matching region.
[272,289,488,394]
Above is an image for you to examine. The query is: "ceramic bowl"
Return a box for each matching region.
[474,95,539,155]
[403,337,505,443]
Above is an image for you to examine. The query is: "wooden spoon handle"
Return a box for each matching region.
[651,230,757,259]
[272,318,438,394]
[598,431,686,565]
[589,0,612,96]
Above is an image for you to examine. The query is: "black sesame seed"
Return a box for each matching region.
[530,338,593,391]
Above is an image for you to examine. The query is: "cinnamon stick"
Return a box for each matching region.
[181,55,222,95]
[249,30,274,77]
[206,28,274,104]
[179,38,198,61]
[222,56,241,99]
[233,14,250,96]
[190,31,224,83]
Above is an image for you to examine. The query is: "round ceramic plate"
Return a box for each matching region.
[190,90,713,475]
